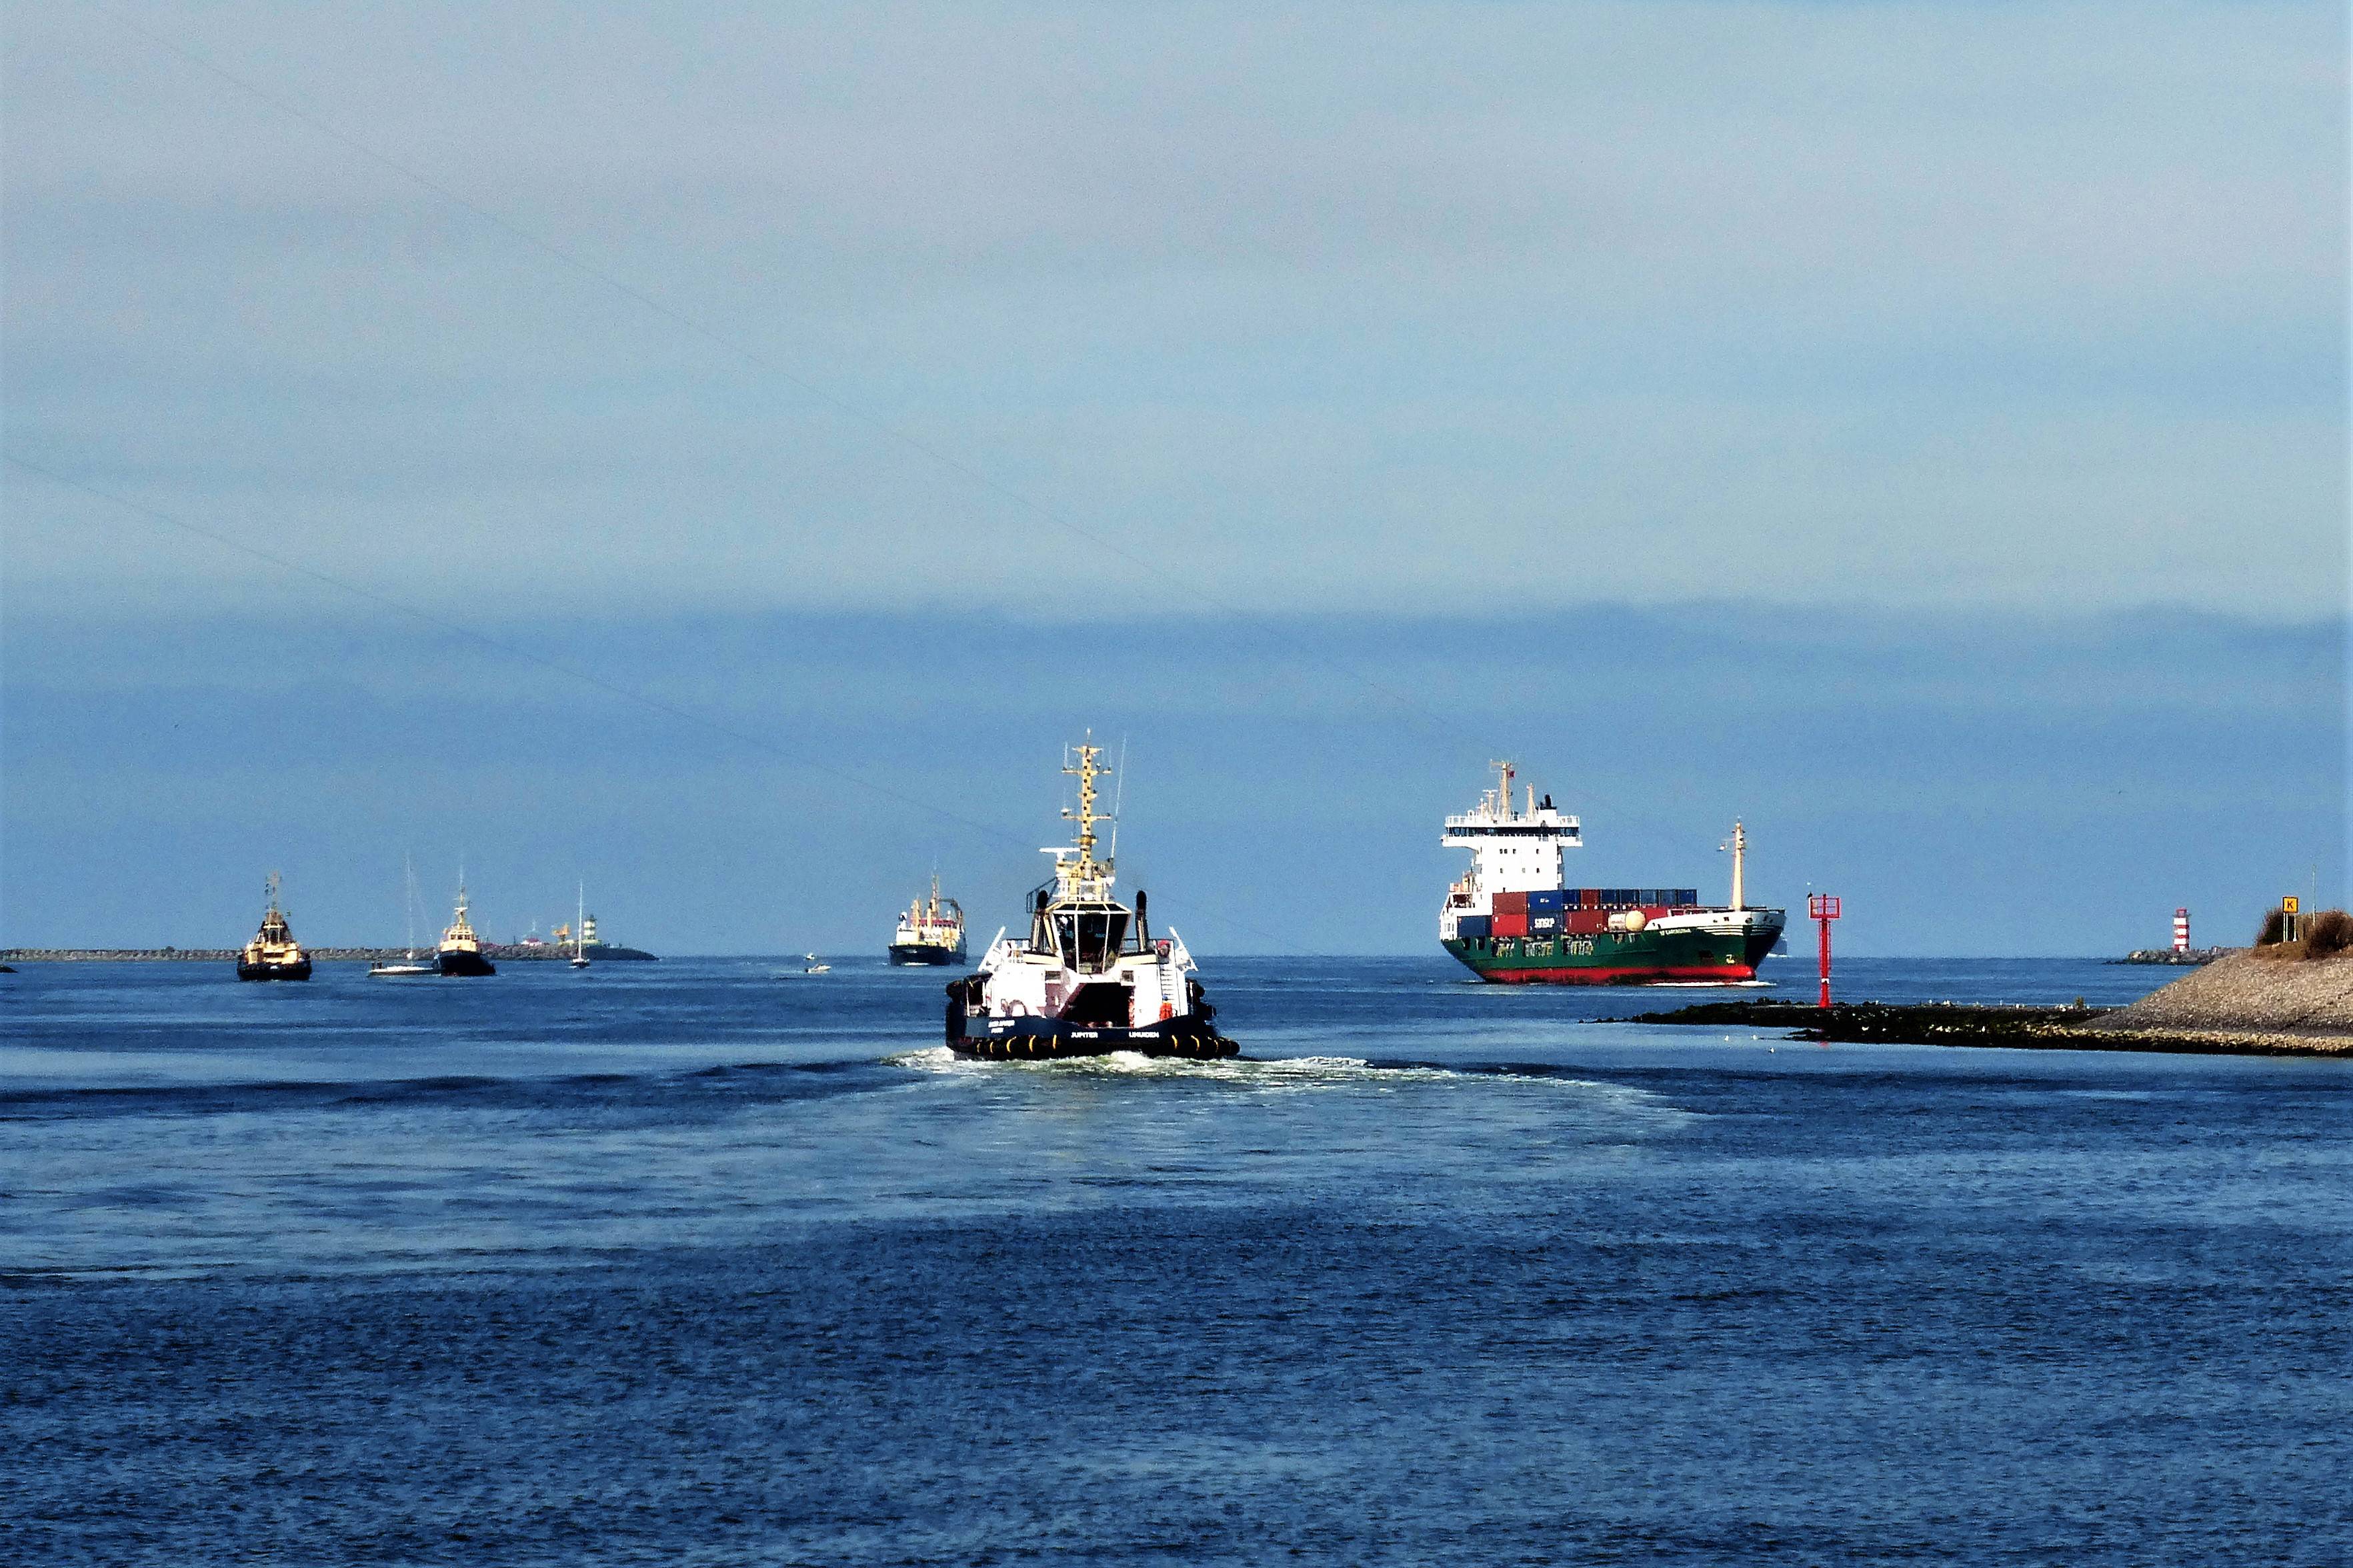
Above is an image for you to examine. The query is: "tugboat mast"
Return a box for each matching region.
[1054,739,1113,899]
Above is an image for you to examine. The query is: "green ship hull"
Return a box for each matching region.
[1444,921,1779,985]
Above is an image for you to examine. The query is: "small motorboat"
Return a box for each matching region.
[803,953,831,974]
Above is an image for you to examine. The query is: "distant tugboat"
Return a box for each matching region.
[237,872,313,981]
[889,873,966,965]
[945,740,1233,1059]
[436,880,496,977]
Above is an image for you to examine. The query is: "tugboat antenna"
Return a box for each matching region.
[1107,735,1128,863]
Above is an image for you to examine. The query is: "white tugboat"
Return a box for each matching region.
[945,740,1233,1059]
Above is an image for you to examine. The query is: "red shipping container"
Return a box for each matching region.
[1565,910,1607,935]
[1492,891,1529,916]
[1492,913,1529,938]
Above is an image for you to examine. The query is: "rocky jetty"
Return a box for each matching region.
[2092,944,2353,1047]
[1633,983,2352,1060]
[1634,907,2353,1058]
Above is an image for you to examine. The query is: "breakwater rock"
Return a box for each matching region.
[1629,996,2352,1059]
[2099,948,2353,1038]
[1,948,241,962]
[1,945,658,963]
[2110,947,2236,965]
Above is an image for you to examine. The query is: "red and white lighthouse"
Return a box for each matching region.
[2172,908,2191,953]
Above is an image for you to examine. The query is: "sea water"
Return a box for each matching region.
[4,956,2347,1565]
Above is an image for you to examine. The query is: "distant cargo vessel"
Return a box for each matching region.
[1440,763,1784,984]
[889,875,967,965]
[946,741,1233,1059]
[237,873,312,981]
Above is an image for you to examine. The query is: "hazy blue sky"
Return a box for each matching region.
[3,3,2346,953]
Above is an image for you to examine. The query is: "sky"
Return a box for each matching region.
[3,1,2347,954]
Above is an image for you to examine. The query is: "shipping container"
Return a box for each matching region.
[1565,910,1608,935]
[1454,915,1492,940]
[1492,891,1529,916]
[1492,912,1529,939]
[1528,889,1567,914]
[1529,913,1562,933]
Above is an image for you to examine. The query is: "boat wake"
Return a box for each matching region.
[883,1045,1610,1093]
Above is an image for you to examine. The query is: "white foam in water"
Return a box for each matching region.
[883,1045,1609,1095]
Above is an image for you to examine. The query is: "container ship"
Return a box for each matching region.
[945,740,1233,1059]
[1440,762,1784,984]
[889,874,967,965]
[236,872,313,981]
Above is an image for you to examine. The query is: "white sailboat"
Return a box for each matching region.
[370,854,436,977]
[570,884,591,969]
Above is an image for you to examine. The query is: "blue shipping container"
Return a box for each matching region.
[1455,915,1492,940]
[1529,914,1562,933]
[1528,890,1567,913]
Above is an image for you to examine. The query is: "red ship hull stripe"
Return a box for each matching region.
[1477,965,1758,985]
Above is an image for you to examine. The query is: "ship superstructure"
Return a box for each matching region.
[945,741,1233,1059]
[436,879,496,977]
[237,871,313,981]
[890,873,967,965]
[1440,761,1784,984]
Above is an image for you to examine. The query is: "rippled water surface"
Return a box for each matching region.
[6,955,2348,1565]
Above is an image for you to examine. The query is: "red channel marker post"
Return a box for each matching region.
[1808,894,1842,1009]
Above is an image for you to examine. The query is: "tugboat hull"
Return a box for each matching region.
[236,957,312,982]
[437,951,496,977]
[950,1013,1236,1061]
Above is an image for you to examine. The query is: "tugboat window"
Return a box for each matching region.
[1056,910,1129,969]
